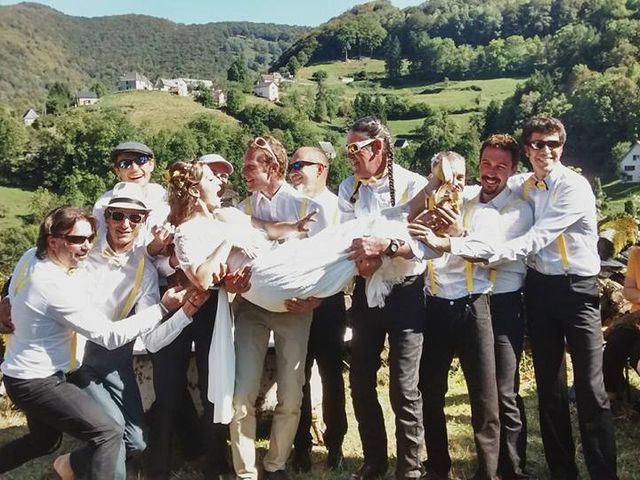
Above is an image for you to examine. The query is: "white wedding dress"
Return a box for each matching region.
[172,206,426,423]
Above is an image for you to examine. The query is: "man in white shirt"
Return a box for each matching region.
[287,146,347,472]
[0,206,204,479]
[425,117,618,479]
[232,136,326,480]
[409,141,533,480]
[339,116,427,480]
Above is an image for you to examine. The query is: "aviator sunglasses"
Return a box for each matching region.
[106,211,146,224]
[528,140,563,150]
[288,161,317,172]
[115,154,153,170]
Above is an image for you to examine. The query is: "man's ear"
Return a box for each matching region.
[148,159,155,173]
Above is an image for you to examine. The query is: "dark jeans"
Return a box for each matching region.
[603,325,640,396]
[421,294,500,480]
[0,371,123,479]
[294,292,347,453]
[146,293,229,479]
[525,269,617,480]
[350,275,424,480]
[74,341,146,480]
[490,291,527,480]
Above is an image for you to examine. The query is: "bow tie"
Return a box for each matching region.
[356,175,384,187]
[102,249,126,268]
[527,176,547,191]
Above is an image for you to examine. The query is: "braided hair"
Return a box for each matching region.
[166,160,204,226]
[348,116,396,206]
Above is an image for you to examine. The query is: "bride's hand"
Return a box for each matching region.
[147,223,175,257]
[182,290,211,317]
[223,266,252,294]
[293,209,318,235]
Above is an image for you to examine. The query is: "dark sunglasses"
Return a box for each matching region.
[288,161,317,172]
[115,155,153,169]
[528,140,563,150]
[107,211,146,224]
[54,233,96,245]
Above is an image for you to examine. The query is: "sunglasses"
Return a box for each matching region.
[54,233,96,245]
[251,137,278,163]
[528,140,563,150]
[288,161,317,172]
[115,155,153,169]
[346,138,377,155]
[106,211,146,224]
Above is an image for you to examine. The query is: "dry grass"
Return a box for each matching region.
[1,349,639,479]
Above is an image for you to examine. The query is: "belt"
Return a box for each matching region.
[426,293,486,307]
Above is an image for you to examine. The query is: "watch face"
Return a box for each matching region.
[388,240,399,255]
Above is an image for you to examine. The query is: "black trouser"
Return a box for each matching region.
[525,269,617,480]
[146,293,229,479]
[603,325,640,396]
[294,292,347,453]
[350,275,424,480]
[0,371,123,479]
[490,291,527,480]
[421,293,500,480]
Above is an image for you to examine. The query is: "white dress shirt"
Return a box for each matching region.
[310,187,341,227]
[450,164,600,276]
[2,248,166,379]
[338,163,428,276]
[237,182,327,235]
[84,233,192,354]
[426,187,533,299]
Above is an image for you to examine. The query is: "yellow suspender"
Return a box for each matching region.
[463,199,478,294]
[3,255,35,350]
[119,256,146,320]
[332,208,339,226]
[427,259,438,295]
[522,177,569,272]
[400,187,409,205]
[298,197,308,218]
[243,197,253,216]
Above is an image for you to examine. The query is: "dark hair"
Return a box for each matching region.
[522,117,566,145]
[348,116,396,206]
[480,133,520,169]
[36,206,95,259]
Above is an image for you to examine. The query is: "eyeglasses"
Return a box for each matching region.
[251,137,278,163]
[288,161,317,172]
[528,140,563,150]
[346,138,376,155]
[115,155,153,169]
[54,234,96,245]
[106,211,146,224]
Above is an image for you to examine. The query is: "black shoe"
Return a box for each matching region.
[265,469,291,480]
[292,448,311,473]
[351,463,388,480]
[421,472,449,480]
[327,448,344,470]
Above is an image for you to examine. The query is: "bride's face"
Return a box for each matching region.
[198,167,223,209]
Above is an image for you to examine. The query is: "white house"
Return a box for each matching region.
[118,72,153,91]
[258,73,282,86]
[620,141,640,183]
[74,91,99,106]
[182,78,214,90]
[155,78,188,96]
[22,109,39,126]
[253,81,279,102]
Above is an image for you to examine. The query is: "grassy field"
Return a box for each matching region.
[0,186,34,230]
[603,179,640,214]
[99,90,238,132]
[1,352,639,479]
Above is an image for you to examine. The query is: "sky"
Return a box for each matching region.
[0,0,424,26]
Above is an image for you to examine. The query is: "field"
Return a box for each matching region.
[1,354,639,480]
[0,186,34,230]
[603,180,640,214]
[99,90,238,132]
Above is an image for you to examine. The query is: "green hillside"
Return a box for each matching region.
[0,186,34,230]
[0,2,307,112]
[100,91,238,132]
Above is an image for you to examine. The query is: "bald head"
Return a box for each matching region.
[288,146,330,196]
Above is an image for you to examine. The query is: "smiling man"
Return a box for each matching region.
[426,117,618,479]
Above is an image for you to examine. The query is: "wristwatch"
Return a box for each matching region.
[385,238,399,257]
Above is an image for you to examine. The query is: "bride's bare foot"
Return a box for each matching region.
[53,453,75,480]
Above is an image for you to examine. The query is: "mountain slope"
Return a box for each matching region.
[0,2,307,111]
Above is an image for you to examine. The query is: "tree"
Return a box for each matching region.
[89,82,108,98]
[227,59,249,82]
[311,70,328,83]
[194,87,215,108]
[384,35,402,82]
[0,108,28,182]
[225,89,246,116]
[45,82,72,116]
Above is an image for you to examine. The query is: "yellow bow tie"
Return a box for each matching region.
[356,175,383,186]
[527,176,547,191]
[102,249,125,268]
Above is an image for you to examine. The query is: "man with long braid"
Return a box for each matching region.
[339,116,427,480]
